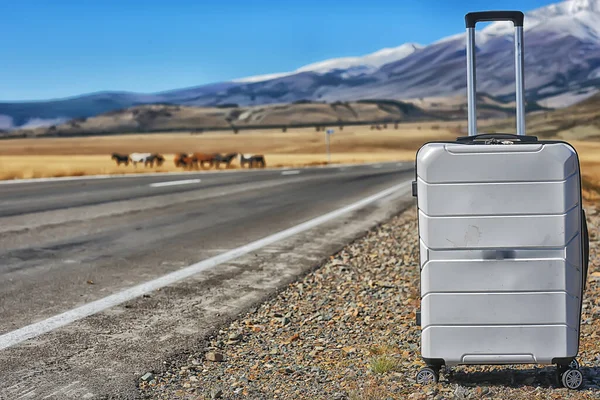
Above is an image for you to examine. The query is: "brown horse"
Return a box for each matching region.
[174,153,193,168]
[191,153,215,169]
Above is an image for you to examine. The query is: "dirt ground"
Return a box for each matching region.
[140,204,600,400]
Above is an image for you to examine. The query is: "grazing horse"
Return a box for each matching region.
[129,152,152,167]
[213,152,238,169]
[145,153,165,167]
[174,153,193,168]
[240,154,266,169]
[191,152,215,169]
[111,153,130,166]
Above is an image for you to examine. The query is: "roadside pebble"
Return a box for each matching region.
[140,205,600,399]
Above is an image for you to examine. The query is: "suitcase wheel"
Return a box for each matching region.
[416,367,439,385]
[561,369,584,390]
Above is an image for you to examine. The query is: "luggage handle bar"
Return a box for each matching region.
[465,11,526,137]
[465,11,524,28]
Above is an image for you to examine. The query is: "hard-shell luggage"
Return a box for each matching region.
[412,11,590,389]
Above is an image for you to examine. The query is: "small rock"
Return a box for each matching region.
[229,332,242,341]
[206,352,224,362]
[210,387,223,399]
[140,372,154,382]
[286,333,300,343]
[280,317,290,325]
[454,385,468,399]
[282,366,294,374]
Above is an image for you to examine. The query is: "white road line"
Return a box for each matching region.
[0,172,195,185]
[372,164,383,169]
[0,161,411,185]
[0,180,411,351]
[149,179,201,188]
[281,170,300,176]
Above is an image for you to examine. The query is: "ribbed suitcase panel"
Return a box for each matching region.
[422,325,578,365]
[417,143,578,183]
[422,292,580,327]
[417,174,579,216]
[421,258,581,297]
[419,206,580,249]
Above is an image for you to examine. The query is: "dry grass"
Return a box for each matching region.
[348,380,389,400]
[0,123,459,180]
[0,123,459,156]
[2,122,600,186]
[568,141,600,201]
[0,152,416,180]
[369,355,400,374]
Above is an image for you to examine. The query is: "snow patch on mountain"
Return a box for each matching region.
[436,0,600,45]
[234,43,422,83]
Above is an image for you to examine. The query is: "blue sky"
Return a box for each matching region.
[0,0,557,101]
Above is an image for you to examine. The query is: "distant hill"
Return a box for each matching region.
[487,92,600,139]
[5,96,528,138]
[1,0,599,130]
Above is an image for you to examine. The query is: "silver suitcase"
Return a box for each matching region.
[413,11,589,390]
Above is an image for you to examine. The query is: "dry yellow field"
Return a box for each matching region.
[0,123,459,180]
[2,122,600,200]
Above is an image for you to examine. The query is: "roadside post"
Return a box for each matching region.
[326,129,334,163]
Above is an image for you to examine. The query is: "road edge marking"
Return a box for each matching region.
[0,161,413,185]
[0,180,412,351]
[149,179,201,188]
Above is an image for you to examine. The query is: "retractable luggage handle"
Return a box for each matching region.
[465,11,525,137]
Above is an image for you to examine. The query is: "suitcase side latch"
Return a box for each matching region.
[412,181,417,197]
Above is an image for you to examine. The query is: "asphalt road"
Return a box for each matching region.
[0,162,415,399]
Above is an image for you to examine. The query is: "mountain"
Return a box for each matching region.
[489,91,600,139]
[1,0,599,129]
[233,43,424,83]
[5,100,432,138]
[7,94,528,138]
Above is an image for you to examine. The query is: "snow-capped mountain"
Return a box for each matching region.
[2,0,600,129]
[233,43,422,83]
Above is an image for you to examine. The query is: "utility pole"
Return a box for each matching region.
[326,129,334,163]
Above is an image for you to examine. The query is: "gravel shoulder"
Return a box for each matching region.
[140,204,600,400]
